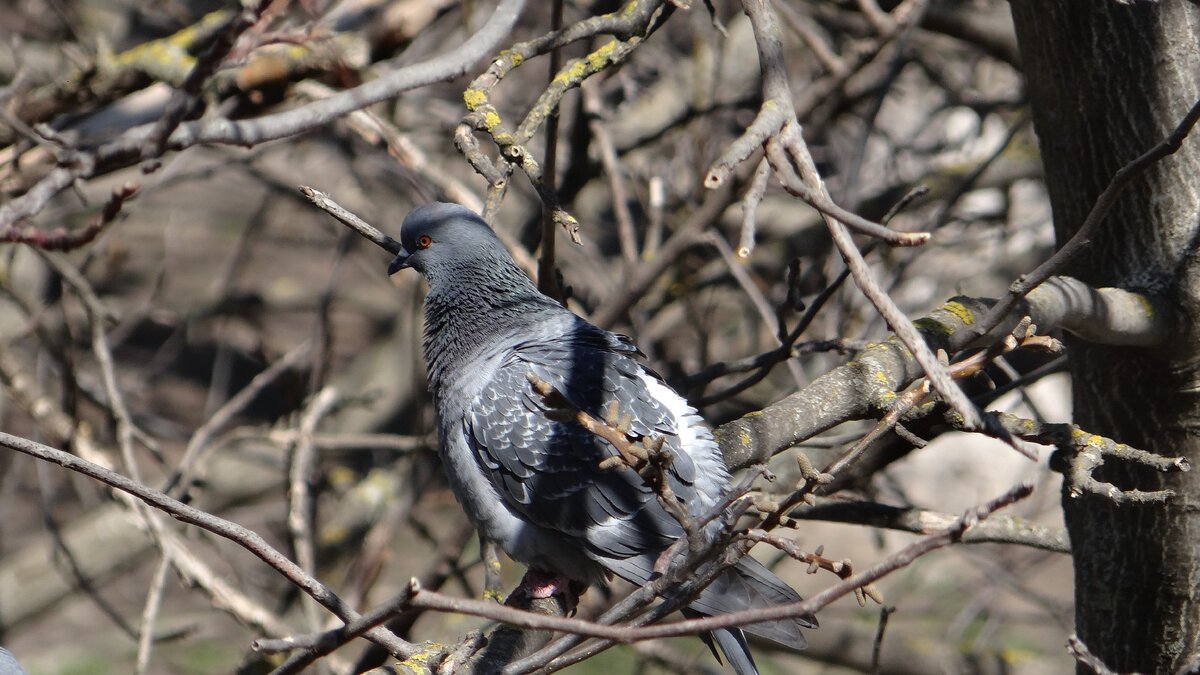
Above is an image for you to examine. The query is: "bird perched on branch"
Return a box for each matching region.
[389,202,813,674]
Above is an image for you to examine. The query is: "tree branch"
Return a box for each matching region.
[0,431,415,659]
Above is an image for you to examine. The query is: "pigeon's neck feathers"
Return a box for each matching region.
[422,252,563,396]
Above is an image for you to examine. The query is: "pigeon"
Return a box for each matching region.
[389,202,814,674]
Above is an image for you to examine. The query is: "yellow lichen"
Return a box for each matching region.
[739,431,752,447]
[168,10,229,48]
[483,110,502,132]
[744,410,763,418]
[942,300,976,326]
[498,49,524,67]
[398,644,445,673]
[565,60,588,82]
[586,40,618,70]
[462,88,487,112]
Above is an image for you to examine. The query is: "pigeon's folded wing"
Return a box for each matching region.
[464,332,705,562]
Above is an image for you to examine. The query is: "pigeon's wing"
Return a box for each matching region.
[465,329,707,562]
[466,327,812,660]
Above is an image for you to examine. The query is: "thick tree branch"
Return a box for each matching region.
[974,94,1200,338]
[714,276,1177,470]
[792,498,1069,553]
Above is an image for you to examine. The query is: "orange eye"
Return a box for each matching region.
[416,234,433,249]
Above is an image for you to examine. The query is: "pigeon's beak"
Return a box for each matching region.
[387,249,412,275]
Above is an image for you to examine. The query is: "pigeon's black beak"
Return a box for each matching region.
[387,249,412,275]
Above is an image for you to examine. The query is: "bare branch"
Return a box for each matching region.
[401,484,1033,644]
[0,431,415,659]
[0,182,138,250]
[289,386,341,631]
[792,498,1070,553]
[0,0,528,228]
[1067,634,1130,675]
[300,186,402,255]
[975,94,1200,338]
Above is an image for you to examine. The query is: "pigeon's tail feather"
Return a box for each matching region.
[602,554,812,666]
[688,556,815,650]
[684,608,759,675]
[712,627,759,675]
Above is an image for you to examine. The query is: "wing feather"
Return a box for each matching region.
[464,329,708,562]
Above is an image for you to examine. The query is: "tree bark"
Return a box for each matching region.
[1009,2,1200,672]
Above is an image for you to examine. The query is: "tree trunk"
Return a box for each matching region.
[1009,2,1200,672]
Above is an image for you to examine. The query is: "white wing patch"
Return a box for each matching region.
[636,370,730,506]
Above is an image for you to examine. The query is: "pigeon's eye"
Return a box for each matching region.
[416,234,433,249]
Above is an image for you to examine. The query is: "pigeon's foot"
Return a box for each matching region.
[521,568,569,599]
[519,569,580,615]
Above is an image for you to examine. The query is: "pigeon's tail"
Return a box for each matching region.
[603,554,812,672]
[686,555,815,668]
[683,608,760,675]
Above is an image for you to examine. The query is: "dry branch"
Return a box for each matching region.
[0,432,415,659]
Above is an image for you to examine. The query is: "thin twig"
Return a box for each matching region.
[870,606,895,674]
[300,186,401,255]
[0,431,416,658]
[135,554,172,675]
[537,0,566,299]
[737,157,772,257]
[289,387,341,632]
[974,95,1200,338]
[582,79,639,264]
[0,182,138,250]
[0,0,529,228]
[405,484,1032,644]
[165,341,312,495]
[1066,634,1127,675]
[706,232,804,387]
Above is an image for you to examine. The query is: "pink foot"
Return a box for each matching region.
[518,569,581,615]
[521,568,569,599]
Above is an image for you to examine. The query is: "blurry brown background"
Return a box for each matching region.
[0,1,1078,673]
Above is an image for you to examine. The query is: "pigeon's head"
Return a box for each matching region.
[388,202,506,277]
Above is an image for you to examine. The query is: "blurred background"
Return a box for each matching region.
[0,1,1074,673]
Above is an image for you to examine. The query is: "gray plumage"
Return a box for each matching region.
[390,203,814,673]
[0,648,27,675]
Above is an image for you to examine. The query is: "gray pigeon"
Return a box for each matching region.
[389,203,813,673]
